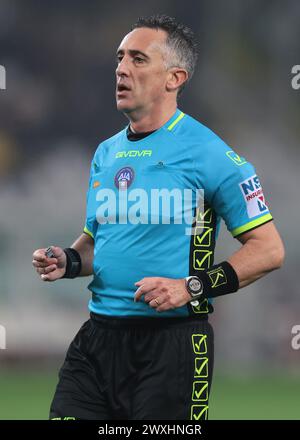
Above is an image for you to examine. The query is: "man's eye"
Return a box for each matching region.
[134,57,144,63]
[116,56,123,63]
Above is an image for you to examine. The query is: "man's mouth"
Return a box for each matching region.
[117,84,131,93]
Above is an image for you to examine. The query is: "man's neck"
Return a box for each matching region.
[126,103,177,133]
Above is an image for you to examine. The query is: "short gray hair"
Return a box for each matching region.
[131,14,199,96]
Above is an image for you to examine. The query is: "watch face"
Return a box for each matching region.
[189,277,202,294]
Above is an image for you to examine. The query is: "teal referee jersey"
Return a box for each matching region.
[84,108,272,317]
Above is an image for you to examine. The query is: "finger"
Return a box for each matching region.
[36,267,46,275]
[156,299,178,312]
[33,260,48,268]
[144,289,163,304]
[44,264,57,274]
[134,279,144,287]
[156,304,166,312]
[134,277,157,287]
[32,259,57,268]
[148,298,160,308]
[33,253,47,263]
[155,302,174,312]
[33,248,59,263]
[45,257,58,265]
[134,285,144,302]
[41,270,58,282]
[36,266,55,275]
[134,282,157,302]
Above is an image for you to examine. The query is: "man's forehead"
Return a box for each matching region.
[117,27,167,55]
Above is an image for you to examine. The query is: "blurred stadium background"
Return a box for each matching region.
[0,0,299,419]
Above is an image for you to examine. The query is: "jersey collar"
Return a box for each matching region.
[124,108,184,143]
[163,108,185,132]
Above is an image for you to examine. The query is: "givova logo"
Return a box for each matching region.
[0,65,6,90]
[239,175,268,218]
[115,150,152,158]
[0,324,6,349]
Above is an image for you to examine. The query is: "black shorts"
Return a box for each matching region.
[50,312,214,420]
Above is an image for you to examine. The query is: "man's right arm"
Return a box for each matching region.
[32,232,94,281]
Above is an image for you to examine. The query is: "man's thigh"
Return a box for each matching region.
[131,318,214,420]
[49,319,111,420]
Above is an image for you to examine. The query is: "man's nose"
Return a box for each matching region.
[116,56,130,77]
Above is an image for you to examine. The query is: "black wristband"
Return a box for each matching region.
[62,248,82,279]
[196,261,239,299]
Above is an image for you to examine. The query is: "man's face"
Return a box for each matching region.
[115,27,170,114]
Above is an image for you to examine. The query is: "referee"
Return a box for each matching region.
[32,15,285,420]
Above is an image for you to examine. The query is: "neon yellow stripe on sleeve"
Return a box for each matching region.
[83,225,94,239]
[231,213,273,237]
[167,111,185,131]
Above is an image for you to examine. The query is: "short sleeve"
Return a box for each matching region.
[211,149,273,237]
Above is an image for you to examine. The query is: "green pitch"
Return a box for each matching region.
[0,370,299,419]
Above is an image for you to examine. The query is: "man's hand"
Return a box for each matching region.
[32,246,66,282]
[134,277,191,312]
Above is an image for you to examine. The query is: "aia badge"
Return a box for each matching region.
[239,175,269,218]
[114,166,135,190]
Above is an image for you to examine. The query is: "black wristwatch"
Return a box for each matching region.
[185,276,204,304]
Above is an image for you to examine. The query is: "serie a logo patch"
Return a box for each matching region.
[239,175,268,218]
[114,166,135,190]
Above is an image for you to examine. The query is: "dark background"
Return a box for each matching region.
[0,0,299,419]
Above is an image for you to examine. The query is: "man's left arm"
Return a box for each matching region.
[134,144,285,310]
[227,221,285,288]
[134,221,285,311]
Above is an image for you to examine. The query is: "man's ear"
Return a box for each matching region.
[166,67,188,92]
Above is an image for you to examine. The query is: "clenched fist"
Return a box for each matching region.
[32,246,66,281]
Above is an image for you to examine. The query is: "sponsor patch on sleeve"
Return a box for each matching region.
[239,175,269,218]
